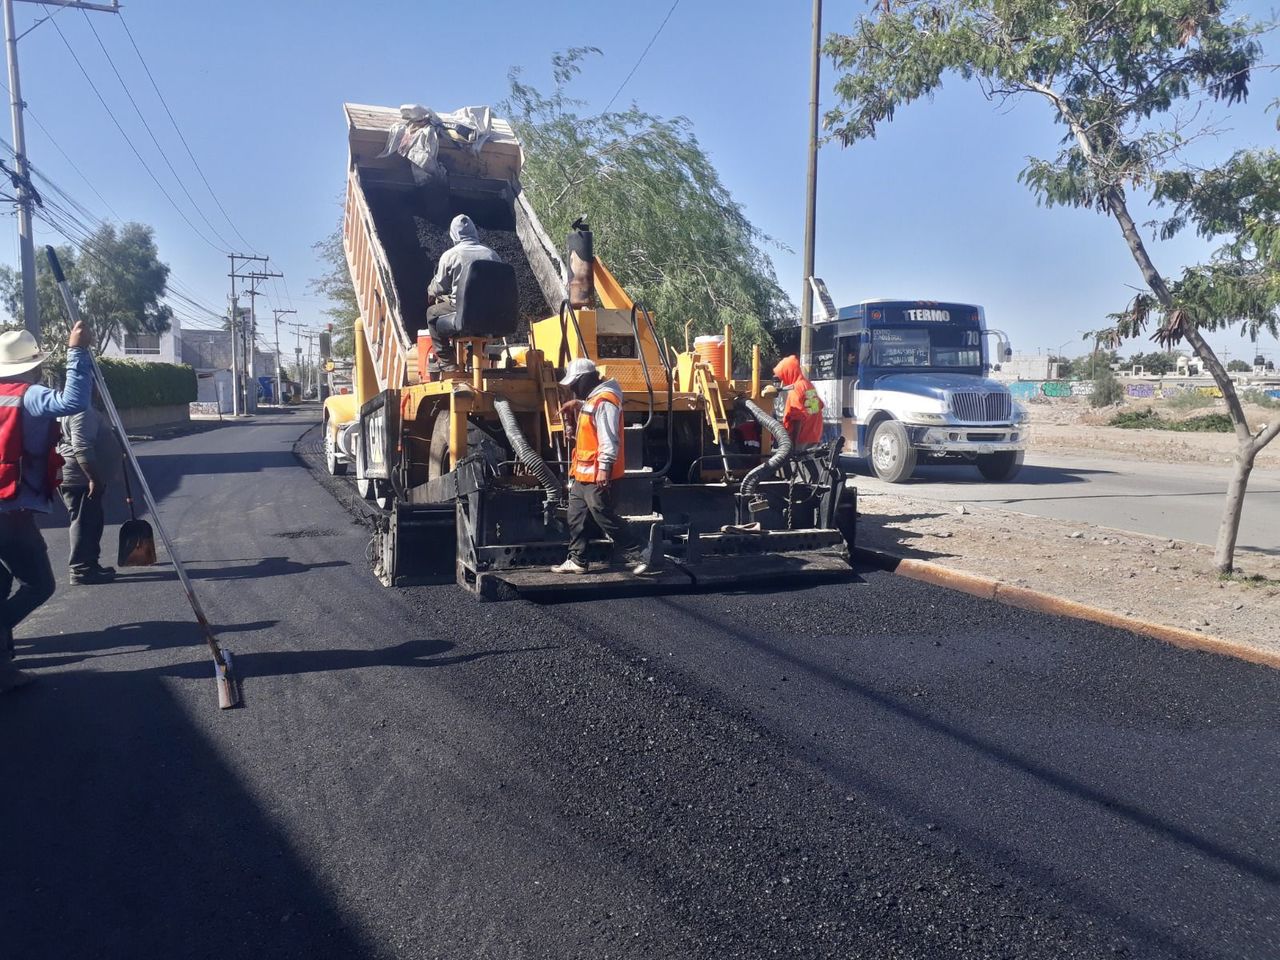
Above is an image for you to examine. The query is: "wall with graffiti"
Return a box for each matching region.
[1005,379,1272,401]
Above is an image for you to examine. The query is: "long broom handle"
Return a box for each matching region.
[45,247,227,669]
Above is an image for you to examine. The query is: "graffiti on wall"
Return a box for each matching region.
[1009,379,1239,400]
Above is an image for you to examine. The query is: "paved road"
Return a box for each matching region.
[2,410,1278,959]
[849,452,1280,553]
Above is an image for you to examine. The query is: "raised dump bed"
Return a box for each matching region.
[362,183,552,343]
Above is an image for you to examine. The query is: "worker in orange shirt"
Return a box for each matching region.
[773,354,825,447]
[551,358,646,575]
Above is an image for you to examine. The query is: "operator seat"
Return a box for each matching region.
[452,259,519,339]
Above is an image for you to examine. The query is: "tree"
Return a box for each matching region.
[504,49,794,353]
[1227,359,1252,372]
[0,223,172,364]
[824,0,1273,574]
[1129,351,1180,375]
[309,221,357,360]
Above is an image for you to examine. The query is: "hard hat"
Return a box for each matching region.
[559,357,599,386]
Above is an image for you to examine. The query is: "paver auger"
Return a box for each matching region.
[323,102,856,598]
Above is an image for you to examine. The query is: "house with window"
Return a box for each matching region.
[99,315,183,365]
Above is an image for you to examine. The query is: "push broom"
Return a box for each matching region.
[45,247,240,709]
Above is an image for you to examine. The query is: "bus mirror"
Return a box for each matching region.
[1003,345,1013,361]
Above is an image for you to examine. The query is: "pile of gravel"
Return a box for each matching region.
[363,184,552,341]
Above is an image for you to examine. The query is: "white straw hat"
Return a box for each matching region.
[0,329,48,377]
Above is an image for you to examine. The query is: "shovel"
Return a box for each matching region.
[46,246,240,709]
[117,452,157,567]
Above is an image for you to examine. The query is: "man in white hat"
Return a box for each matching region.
[550,357,646,575]
[0,320,93,692]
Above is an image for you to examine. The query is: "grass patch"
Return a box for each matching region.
[1109,407,1234,431]
[1241,389,1280,410]
[1165,389,1216,411]
[1219,571,1280,588]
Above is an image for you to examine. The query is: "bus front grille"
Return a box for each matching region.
[950,391,1011,422]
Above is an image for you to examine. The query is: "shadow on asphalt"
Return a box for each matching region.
[114,557,352,583]
[847,461,1114,486]
[645,596,1280,893]
[0,667,376,957]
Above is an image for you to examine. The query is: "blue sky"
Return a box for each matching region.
[6,0,1279,363]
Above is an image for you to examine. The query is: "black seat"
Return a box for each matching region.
[451,259,519,338]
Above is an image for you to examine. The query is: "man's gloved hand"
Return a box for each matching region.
[559,398,583,418]
[596,471,612,495]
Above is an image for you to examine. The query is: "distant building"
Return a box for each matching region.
[992,353,1057,381]
[99,315,182,365]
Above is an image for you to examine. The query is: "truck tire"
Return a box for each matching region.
[428,410,505,482]
[976,450,1024,482]
[324,420,347,476]
[869,419,917,483]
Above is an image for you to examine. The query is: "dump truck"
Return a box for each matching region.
[323,102,856,598]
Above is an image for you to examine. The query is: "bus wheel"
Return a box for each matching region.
[977,450,1024,482]
[869,419,916,483]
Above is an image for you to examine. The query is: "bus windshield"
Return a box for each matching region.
[870,327,981,370]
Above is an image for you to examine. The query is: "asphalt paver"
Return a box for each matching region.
[2,411,1276,959]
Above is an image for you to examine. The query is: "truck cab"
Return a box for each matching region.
[794,299,1028,483]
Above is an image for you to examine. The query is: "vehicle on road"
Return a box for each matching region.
[322,102,856,597]
[781,297,1028,483]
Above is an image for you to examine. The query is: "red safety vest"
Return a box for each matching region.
[571,387,626,484]
[0,382,63,501]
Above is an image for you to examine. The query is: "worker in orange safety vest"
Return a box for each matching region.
[551,357,648,576]
[772,354,825,447]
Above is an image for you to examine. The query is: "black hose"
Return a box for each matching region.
[740,399,793,498]
[493,396,566,505]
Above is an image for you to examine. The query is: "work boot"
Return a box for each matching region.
[550,557,589,575]
[70,566,116,586]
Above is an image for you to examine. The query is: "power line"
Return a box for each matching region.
[600,0,681,116]
[46,13,228,254]
[117,12,256,254]
[77,9,235,251]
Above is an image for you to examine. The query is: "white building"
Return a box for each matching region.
[99,315,183,365]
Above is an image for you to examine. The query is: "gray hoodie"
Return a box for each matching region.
[427,214,501,303]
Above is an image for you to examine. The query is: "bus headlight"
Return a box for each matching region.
[903,411,948,424]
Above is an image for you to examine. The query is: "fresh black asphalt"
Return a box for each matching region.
[1,410,1276,959]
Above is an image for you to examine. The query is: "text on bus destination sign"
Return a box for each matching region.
[903,308,952,323]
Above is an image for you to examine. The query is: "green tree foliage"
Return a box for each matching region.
[0,224,172,363]
[504,50,794,352]
[1227,359,1252,372]
[824,0,1274,573]
[1089,366,1124,407]
[309,221,357,360]
[1128,351,1181,375]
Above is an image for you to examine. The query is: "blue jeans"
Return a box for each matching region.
[0,509,56,650]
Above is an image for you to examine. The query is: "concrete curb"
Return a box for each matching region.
[853,547,1280,671]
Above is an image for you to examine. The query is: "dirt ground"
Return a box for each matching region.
[1024,393,1280,467]
[854,393,1280,657]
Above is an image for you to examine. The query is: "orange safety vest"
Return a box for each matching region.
[571,387,625,484]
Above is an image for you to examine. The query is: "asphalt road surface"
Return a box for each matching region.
[2,410,1277,959]
[850,452,1280,554]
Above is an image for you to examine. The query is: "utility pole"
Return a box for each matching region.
[799,0,823,368]
[271,308,295,405]
[228,295,242,416]
[227,255,281,415]
[3,0,119,341]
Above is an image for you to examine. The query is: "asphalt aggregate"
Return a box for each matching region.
[2,411,1277,959]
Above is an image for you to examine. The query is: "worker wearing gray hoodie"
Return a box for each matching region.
[425,214,501,373]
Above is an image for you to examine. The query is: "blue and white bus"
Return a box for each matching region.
[779,299,1028,483]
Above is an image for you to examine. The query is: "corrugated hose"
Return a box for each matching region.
[493,396,566,505]
[740,399,793,498]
